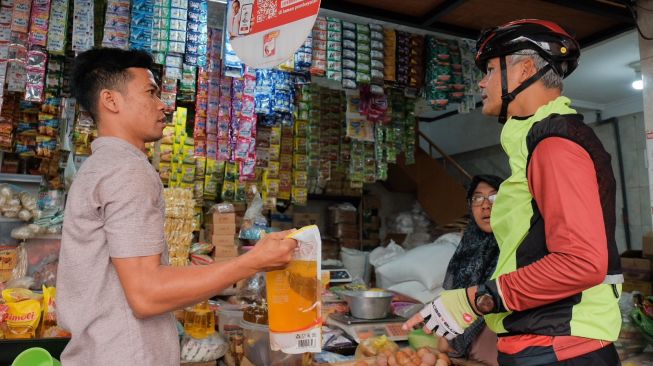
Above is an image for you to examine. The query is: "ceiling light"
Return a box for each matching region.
[629,61,643,91]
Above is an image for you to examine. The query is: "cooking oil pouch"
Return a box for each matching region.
[40,286,70,338]
[266,225,322,354]
[5,299,41,339]
[2,288,40,303]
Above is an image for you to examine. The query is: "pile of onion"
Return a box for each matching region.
[355,347,451,366]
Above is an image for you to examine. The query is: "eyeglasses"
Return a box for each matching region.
[470,194,497,207]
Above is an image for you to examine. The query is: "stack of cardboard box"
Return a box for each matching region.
[620,232,653,295]
[211,211,239,261]
[328,205,359,249]
[362,195,381,250]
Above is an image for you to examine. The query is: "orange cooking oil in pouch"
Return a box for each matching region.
[266,225,321,354]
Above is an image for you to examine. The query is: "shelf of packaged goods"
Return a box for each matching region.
[0,173,42,185]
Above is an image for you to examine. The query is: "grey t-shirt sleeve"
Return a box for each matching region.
[99,167,166,258]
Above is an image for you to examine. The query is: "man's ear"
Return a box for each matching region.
[519,58,537,82]
[99,89,120,114]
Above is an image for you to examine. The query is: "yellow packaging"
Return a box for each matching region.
[5,299,41,339]
[2,288,39,303]
[0,246,18,282]
[266,225,322,354]
[40,286,70,338]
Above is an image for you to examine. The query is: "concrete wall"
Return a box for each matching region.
[594,112,651,252]
[447,112,651,253]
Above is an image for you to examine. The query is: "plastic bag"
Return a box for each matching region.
[207,202,235,214]
[239,193,268,240]
[615,292,647,360]
[354,335,399,359]
[369,240,405,267]
[236,272,267,304]
[180,332,228,362]
[340,247,371,285]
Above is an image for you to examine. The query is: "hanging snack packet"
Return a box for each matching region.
[266,225,322,354]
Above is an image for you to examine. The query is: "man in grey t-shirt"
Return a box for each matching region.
[56,48,298,366]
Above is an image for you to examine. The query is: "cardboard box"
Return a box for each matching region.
[325,187,343,196]
[293,213,320,228]
[363,195,381,209]
[342,187,362,197]
[623,279,652,296]
[322,245,340,260]
[364,230,380,240]
[212,234,237,248]
[213,223,237,235]
[329,208,357,224]
[362,239,381,250]
[204,224,213,238]
[271,219,294,231]
[644,231,653,258]
[363,219,380,230]
[329,223,359,239]
[385,233,407,246]
[621,250,652,281]
[213,212,236,225]
[213,245,239,259]
[340,238,361,249]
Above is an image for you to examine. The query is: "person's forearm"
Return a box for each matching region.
[118,254,259,318]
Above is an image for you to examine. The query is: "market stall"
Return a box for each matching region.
[0,0,650,365]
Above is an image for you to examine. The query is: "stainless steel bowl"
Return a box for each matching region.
[341,290,394,319]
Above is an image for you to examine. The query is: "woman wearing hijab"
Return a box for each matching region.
[441,174,504,366]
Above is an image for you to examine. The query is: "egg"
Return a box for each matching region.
[416,348,429,358]
[421,352,437,365]
[376,354,388,366]
[355,362,369,366]
[436,353,450,364]
[396,351,411,365]
[435,360,448,366]
[388,354,397,366]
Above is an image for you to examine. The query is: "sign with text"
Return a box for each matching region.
[226,0,320,68]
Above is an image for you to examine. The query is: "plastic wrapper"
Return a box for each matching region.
[72,0,94,51]
[4,298,41,338]
[238,193,267,240]
[181,332,228,362]
[164,188,195,266]
[236,272,267,304]
[354,335,399,359]
[40,286,70,338]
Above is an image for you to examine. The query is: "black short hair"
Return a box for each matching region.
[70,48,154,120]
[466,174,504,200]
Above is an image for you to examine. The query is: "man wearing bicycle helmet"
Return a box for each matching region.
[403,19,622,365]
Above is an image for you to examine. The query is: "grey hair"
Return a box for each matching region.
[508,50,563,90]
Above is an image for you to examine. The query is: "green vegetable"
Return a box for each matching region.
[408,329,438,349]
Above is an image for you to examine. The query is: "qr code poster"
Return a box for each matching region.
[227,0,320,68]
